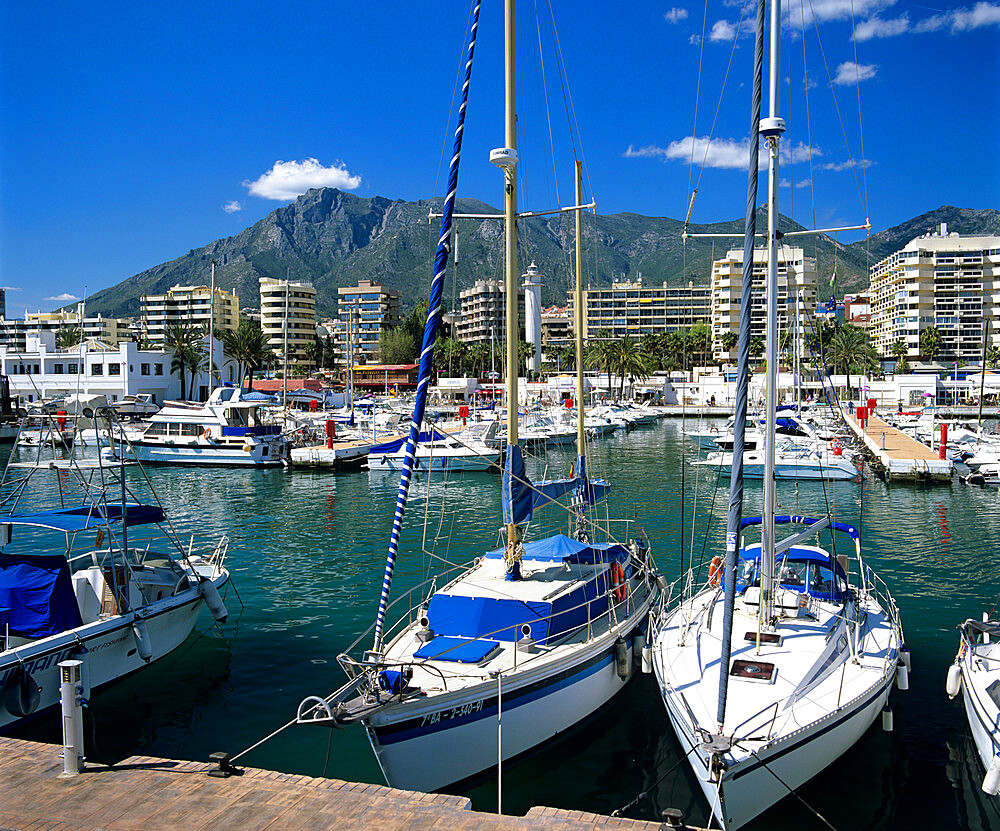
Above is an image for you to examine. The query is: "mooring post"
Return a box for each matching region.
[58,659,84,777]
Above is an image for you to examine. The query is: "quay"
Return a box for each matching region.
[0,736,696,831]
[288,436,374,469]
[844,412,953,482]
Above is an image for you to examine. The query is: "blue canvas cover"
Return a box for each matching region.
[6,503,165,532]
[484,533,628,565]
[501,444,534,524]
[426,593,552,643]
[0,554,83,638]
[413,635,500,663]
[369,430,446,456]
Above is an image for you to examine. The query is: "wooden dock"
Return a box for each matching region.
[0,736,690,831]
[844,412,953,482]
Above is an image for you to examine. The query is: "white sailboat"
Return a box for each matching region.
[296,1,658,794]
[649,0,904,826]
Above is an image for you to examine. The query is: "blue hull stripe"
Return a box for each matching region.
[375,649,616,746]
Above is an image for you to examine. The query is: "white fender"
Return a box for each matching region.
[881,706,893,732]
[631,631,646,667]
[641,643,653,675]
[984,755,1000,795]
[199,579,228,623]
[946,663,962,699]
[132,618,153,662]
[896,662,909,691]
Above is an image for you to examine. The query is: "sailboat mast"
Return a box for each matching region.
[574,161,586,456]
[760,0,786,627]
[502,0,522,571]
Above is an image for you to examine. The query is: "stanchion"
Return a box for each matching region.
[58,659,84,777]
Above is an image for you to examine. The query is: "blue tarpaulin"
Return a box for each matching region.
[0,554,83,638]
[483,533,628,565]
[426,593,551,643]
[413,635,500,663]
[5,504,165,533]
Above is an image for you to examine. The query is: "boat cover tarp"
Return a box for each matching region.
[483,533,628,565]
[740,514,859,540]
[0,553,83,637]
[240,391,276,402]
[427,593,552,643]
[413,635,500,663]
[501,444,534,524]
[368,430,447,456]
[738,543,836,565]
[4,503,165,533]
[502,450,611,525]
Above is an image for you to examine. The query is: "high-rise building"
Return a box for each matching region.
[540,306,572,355]
[869,226,1000,361]
[140,284,239,343]
[569,278,711,341]
[334,280,402,367]
[454,278,524,345]
[711,246,817,362]
[0,310,125,350]
[259,277,317,366]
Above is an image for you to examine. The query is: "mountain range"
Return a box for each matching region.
[81,189,1000,321]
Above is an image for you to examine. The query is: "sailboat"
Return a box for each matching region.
[649,0,904,827]
[296,0,658,794]
[0,402,230,730]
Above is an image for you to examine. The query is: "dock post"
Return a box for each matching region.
[58,660,84,777]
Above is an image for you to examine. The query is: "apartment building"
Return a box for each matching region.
[259,277,317,365]
[541,306,572,354]
[711,246,817,362]
[869,226,1000,361]
[334,280,402,366]
[569,278,711,341]
[454,278,524,345]
[140,284,239,343]
[0,310,125,350]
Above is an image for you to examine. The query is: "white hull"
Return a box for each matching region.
[367,452,499,473]
[127,442,282,467]
[957,628,1000,777]
[369,625,638,791]
[0,571,227,730]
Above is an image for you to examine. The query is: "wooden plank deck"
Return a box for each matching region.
[844,412,952,482]
[0,736,682,831]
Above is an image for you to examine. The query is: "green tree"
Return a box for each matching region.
[639,334,662,371]
[987,345,1000,369]
[920,326,942,361]
[517,340,535,375]
[56,326,81,350]
[165,324,203,400]
[379,327,418,364]
[221,319,271,390]
[585,332,615,399]
[890,340,910,375]
[557,344,577,372]
[827,324,879,397]
[684,323,713,367]
[610,336,649,399]
[719,331,738,355]
[465,343,489,377]
[748,336,765,361]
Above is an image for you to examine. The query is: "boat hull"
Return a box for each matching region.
[659,671,893,829]
[126,441,283,467]
[959,640,1000,775]
[367,635,636,792]
[0,572,227,730]
[367,453,499,473]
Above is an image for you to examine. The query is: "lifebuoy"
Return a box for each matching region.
[610,561,627,602]
[708,555,722,586]
[202,428,212,440]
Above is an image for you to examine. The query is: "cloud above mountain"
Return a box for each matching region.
[245,159,362,201]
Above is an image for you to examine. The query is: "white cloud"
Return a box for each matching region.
[708,19,739,40]
[820,158,873,171]
[785,0,897,28]
[854,2,1000,39]
[45,293,80,302]
[833,61,877,85]
[688,33,702,45]
[853,14,910,40]
[664,7,689,23]
[795,178,813,188]
[0,286,20,292]
[625,136,820,170]
[244,158,362,201]
[222,200,243,214]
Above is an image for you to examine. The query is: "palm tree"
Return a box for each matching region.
[517,340,535,376]
[465,343,489,377]
[639,333,662,371]
[719,330,738,357]
[920,326,942,362]
[56,326,81,350]
[221,319,271,390]
[826,324,878,398]
[165,324,202,400]
[610,336,649,399]
[890,340,909,375]
[748,336,765,362]
[585,335,615,400]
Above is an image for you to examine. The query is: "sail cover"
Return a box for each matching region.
[0,554,83,638]
[501,450,610,525]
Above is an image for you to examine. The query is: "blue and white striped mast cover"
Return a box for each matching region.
[372,0,481,655]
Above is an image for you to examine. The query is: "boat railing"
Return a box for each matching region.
[855,561,902,672]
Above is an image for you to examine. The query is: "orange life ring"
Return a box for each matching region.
[202,428,212,440]
[610,561,626,602]
[708,555,722,586]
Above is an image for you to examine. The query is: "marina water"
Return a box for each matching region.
[9,420,1000,830]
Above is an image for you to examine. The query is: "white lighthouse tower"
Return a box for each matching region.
[522,262,543,373]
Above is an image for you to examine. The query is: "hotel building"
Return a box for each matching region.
[259,277,317,366]
[334,280,402,367]
[569,278,711,341]
[140,284,239,344]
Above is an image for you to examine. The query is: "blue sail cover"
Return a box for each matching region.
[0,554,83,638]
[484,533,628,565]
[501,450,611,525]
[5,503,165,533]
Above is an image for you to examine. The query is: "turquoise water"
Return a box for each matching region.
[8,422,1000,830]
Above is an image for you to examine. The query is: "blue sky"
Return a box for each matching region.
[1,0,997,317]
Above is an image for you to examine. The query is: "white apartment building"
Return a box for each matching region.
[569,278,711,341]
[455,278,524,345]
[140,284,240,344]
[0,331,234,404]
[334,279,402,367]
[259,277,317,366]
[0,310,125,350]
[869,226,1000,361]
[711,246,818,362]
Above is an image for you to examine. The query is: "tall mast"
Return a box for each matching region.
[501,0,522,578]
[574,161,586,457]
[759,0,785,627]
[209,259,216,392]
